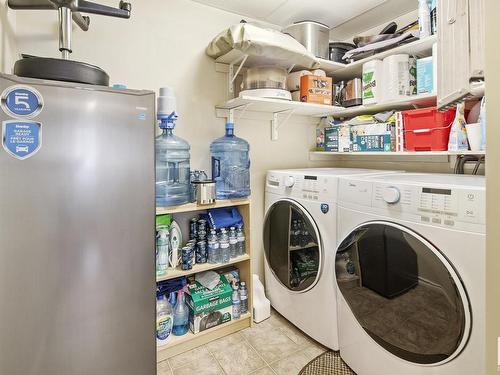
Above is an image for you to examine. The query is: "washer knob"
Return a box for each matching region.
[284,176,295,188]
[383,187,401,204]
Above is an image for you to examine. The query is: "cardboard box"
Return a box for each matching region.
[186,275,233,334]
[417,56,434,94]
[324,126,351,152]
[300,75,332,105]
[351,123,395,152]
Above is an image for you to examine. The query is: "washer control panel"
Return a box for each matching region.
[266,172,337,202]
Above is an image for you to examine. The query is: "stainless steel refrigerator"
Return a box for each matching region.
[0,73,156,375]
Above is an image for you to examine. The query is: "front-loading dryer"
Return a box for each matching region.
[335,173,485,374]
[263,168,399,350]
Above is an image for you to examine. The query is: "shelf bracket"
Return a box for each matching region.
[287,64,296,74]
[271,109,295,141]
[228,54,249,94]
[227,103,252,123]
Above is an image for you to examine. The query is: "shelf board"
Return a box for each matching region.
[156,198,250,215]
[215,48,317,71]
[331,36,437,81]
[332,93,436,118]
[157,313,252,361]
[216,95,342,117]
[156,254,251,282]
[213,36,436,81]
[311,150,486,157]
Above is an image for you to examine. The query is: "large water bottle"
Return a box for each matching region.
[219,228,230,263]
[210,122,250,199]
[155,87,191,207]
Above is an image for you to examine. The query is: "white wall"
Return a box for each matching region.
[13,0,334,279]
[0,0,17,73]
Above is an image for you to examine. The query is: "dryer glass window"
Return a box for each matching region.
[264,201,321,292]
[336,223,469,365]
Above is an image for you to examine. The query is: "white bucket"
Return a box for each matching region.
[465,122,481,151]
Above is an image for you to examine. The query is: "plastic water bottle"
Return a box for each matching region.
[236,226,246,256]
[172,290,189,336]
[219,228,230,263]
[232,285,241,320]
[208,229,220,264]
[210,122,251,199]
[156,229,169,277]
[156,295,173,344]
[239,282,248,314]
[155,87,191,207]
[229,227,238,259]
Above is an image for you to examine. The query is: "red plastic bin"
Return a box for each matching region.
[402,107,456,151]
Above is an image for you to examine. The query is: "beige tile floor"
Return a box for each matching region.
[158,309,327,375]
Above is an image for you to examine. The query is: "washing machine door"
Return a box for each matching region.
[336,221,471,365]
[263,199,322,293]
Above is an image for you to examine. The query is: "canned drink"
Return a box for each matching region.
[189,218,198,240]
[196,241,207,264]
[197,219,207,240]
[181,246,193,270]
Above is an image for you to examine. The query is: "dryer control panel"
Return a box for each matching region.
[266,172,338,203]
[339,178,485,228]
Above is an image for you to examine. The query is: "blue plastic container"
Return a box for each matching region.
[210,123,250,199]
[155,120,191,207]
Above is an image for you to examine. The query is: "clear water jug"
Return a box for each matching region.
[210,123,250,199]
[155,122,191,207]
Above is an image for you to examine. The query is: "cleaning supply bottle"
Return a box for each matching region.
[448,102,469,151]
[172,289,189,336]
[155,87,191,207]
[232,285,241,320]
[156,295,173,345]
[418,0,431,38]
[210,122,250,199]
[156,229,169,277]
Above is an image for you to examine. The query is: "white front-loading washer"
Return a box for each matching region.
[263,168,399,350]
[335,173,485,374]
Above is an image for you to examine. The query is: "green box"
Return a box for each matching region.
[186,275,233,334]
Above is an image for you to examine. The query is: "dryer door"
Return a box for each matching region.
[336,222,471,365]
[263,199,322,293]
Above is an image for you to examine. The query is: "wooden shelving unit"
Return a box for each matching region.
[156,199,253,361]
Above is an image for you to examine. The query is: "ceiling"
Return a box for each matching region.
[190,0,388,29]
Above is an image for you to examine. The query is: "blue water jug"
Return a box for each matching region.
[210,123,250,199]
[155,117,191,207]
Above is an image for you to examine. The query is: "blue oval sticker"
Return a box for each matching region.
[1,86,43,118]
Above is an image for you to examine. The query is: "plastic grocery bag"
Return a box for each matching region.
[447,102,469,151]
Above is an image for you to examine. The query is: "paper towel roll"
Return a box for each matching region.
[362,60,383,105]
[382,54,415,102]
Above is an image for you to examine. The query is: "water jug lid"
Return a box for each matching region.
[225,122,235,130]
